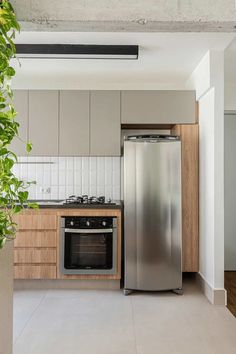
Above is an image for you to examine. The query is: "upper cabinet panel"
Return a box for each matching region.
[12,90,29,155]
[29,91,59,156]
[121,90,196,124]
[59,91,90,156]
[90,91,121,156]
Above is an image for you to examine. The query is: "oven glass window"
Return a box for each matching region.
[64,232,113,269]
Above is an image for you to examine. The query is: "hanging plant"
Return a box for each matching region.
[0,0,37,249]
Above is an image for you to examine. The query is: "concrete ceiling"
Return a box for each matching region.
[11,0,236,32]
[12,32,235,90]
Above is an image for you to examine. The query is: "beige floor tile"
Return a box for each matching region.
[13,280,236,354]
[13,290,47,343]
[14,290,136,354]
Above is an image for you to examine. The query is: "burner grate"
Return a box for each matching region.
[64,195,113,205]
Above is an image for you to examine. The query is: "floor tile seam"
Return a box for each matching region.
[13,291,48,345]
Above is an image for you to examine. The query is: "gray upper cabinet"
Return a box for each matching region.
[29,91,59,156]
[59,91,89,156]
[121,90,196,124]
[11,91,29,155]
[90,91,121,156]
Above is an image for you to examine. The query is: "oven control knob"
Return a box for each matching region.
[102,221,106,227]
[86,221,90,227]
[70,221,74,226]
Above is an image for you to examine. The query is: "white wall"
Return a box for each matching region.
[224,114,236,270]
[187,50,225,301]
[225,82,236,111]
[198,88,215,285]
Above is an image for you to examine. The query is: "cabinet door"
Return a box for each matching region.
[90,91,121,156]
[121,90,196,124]
[59,91,89,156]
[11,90,28,155]
[29,91,59,156]
[172,124,199,272]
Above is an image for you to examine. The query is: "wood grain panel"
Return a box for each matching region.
[225,271,236,317]
[14,208,122,280]
[14,214,57,230]
[14,248,56,264]
[14,265,56,279]
[14,231,57,248]
[172,124,199,272]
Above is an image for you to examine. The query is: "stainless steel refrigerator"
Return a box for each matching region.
[124,135,182,295]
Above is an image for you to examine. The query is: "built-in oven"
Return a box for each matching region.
[61,216,117,275]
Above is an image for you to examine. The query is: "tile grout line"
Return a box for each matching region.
[13,291,48,346]
[130,297,139,354]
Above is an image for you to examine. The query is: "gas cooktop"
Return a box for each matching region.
[63,195,116,206]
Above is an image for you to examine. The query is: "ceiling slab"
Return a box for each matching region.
[11,0,236,32]
[12,32,235,90]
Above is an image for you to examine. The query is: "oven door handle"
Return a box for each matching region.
[64,228,113,234]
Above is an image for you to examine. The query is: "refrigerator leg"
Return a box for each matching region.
[123,289,132,296]
[172,288,183,295]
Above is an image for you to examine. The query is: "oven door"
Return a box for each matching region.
[61,227,117,275]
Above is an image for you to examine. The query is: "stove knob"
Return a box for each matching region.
[86,221,90,227]
[102,221,106,227]
[70,221,74,226]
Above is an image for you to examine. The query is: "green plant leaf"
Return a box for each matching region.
[26,141,32,153]
[0,0,37,249]
[0,237,6,249]
[28,202,39,209]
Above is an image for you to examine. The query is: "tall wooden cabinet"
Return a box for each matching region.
[172,124,199,272]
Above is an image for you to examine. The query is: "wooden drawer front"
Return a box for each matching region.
[14,231,57,248]
[14,248,56,264]
[15,215,57,230]
[14,265,56,279]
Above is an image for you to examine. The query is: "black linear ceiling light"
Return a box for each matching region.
[15,44,139,60]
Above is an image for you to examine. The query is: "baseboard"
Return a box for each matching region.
[14,279,120,290]
[196,273,227,305]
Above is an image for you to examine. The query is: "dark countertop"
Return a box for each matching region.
[28,200,123,209]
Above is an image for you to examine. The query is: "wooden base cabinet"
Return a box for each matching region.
[14,212,58,279]
[172,124,199,272]
[14,209,122,280]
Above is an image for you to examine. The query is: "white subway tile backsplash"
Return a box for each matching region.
[66,157,74,170]
[15,157,121,200]
[89,185,97,196]
[59,186,66,199]
[74,185,82,196]
[51,186,59,200]
[74,170,82,186]
[66,170,74,186]
[66,185,74,197]
[82,185,90,195]
[59,170,66,186]
[74,157,82,170]
[51,169,59,186]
